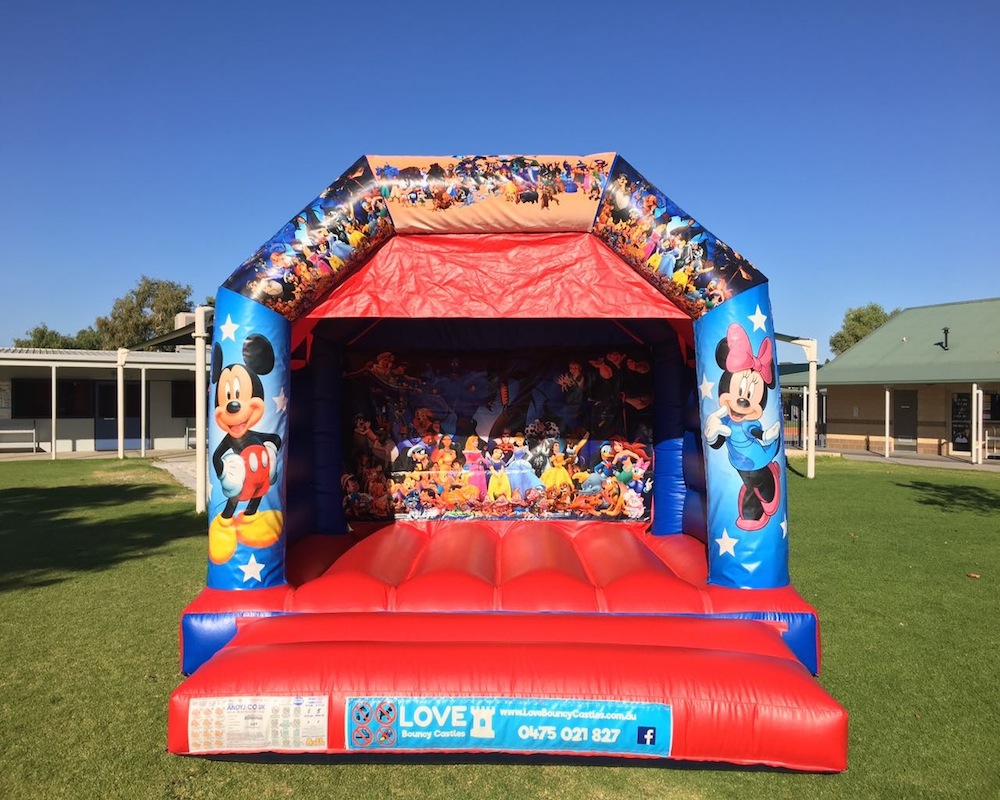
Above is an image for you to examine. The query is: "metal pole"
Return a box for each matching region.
[976,388,986,464]
[780,336,819,478]
[140,366,147,458]
[806,347,817,479]
[194,306,209,514]
[50,365,57,460]
[972,384,981,464]
[971,383,978,464]
[884,388,890,458]
[801,386,808,451]
[791,338,818,479]
[117,348,128,459]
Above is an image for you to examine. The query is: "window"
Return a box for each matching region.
[11,379,49,418]
[95,381,142,418]
[58,380,95,417]
[11,378,154,419]
[11,378,96,418]
[171,380,196,418]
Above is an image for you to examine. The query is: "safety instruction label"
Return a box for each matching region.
[345,696,672,757]
[187,695,328,753]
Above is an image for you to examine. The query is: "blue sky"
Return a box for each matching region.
[2,0,997,361]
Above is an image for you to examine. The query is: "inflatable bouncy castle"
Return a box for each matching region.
[168,154,848,771]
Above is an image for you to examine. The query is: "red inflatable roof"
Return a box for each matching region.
[293,232,693,350]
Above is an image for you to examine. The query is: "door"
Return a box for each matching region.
[94,381,146,451]
[782,392,803,449]
[893,390,918,452]
[951,393,972,452]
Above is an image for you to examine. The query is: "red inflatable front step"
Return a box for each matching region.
[169,612,847,771]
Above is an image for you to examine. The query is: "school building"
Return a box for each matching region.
[0,312,211,456]
[784,298,999,460]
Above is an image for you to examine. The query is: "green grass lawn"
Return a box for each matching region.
[0,457,997,799]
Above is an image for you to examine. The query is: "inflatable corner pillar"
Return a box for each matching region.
[205,287,291,590]
[693,283,790,589]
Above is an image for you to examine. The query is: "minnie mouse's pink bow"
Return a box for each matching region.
[725,324,773,383]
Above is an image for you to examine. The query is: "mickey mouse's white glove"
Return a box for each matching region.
[220,453,245,498]
[264,441,279,483]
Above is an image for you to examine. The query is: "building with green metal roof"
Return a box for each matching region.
[814,298,1000,459]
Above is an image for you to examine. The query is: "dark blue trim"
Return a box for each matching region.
[181,611,284,674]
[685,610,819,674]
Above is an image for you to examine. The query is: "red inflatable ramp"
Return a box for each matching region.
[168,613,847,771]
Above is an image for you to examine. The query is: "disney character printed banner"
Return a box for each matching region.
[593,157,766,320]
[373,153,613,235]
[341,348,654,522]
[223,156,394,322]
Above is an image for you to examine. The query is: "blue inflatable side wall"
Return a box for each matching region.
[650,338,693,535]
[311,336,344,535]
[283,365,315,548]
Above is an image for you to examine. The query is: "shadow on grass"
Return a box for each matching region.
[207,751,799,772]
[0,482,203,593]
[896,479,1000,516]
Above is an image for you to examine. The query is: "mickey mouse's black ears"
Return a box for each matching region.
[242,334,275,376]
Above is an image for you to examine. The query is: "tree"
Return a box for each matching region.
[829,302,900,356]
[13,277,194,350]
[14,323,103,349]
[73,327,104,350]
[14,323,77,348]
[94,276,193,349]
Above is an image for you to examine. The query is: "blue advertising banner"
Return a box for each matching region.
[345,696,672,757]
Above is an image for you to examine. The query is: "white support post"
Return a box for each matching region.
[801,386,808,450]
[194,306,210,514]
[50,365,57,460]
[140,366,147,458]
[979,388,986,464]
[971,383,978,464]
[884,388,891,458]
[117,348,128,459]
[972,384,983,465]
[789,338,818,479]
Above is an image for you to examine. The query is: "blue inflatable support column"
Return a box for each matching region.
[681,401,709,543]
[650,337,690,535]
[205,288,291,590]
[311,336,345,534]
[693,284,789,589]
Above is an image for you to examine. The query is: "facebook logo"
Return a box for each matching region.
[637,726,657,746]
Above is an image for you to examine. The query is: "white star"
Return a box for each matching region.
[219,315,240,342]
[780,516,788,538]
[715,529,738,557]
[698,373,715,399]
[748,305,768,332]
[239,554,265,583]
[272,387,289,413]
